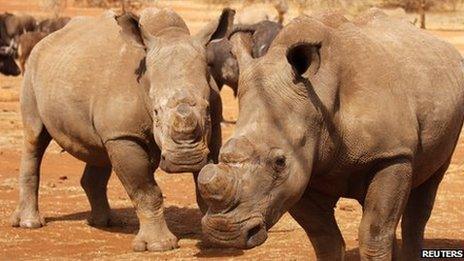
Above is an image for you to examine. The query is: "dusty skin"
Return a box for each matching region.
[0,0,463,260]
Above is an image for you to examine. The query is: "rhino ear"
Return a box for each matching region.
[115,12,146,48]
[286,42,321,77]
[195,8,235,46]
[230,33,253,70]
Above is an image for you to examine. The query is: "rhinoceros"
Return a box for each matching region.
[11,8,234,252]
[197,9,464,260]
[206,16,282,97]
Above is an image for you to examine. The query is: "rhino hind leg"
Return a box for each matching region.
[358,159,413,260]
[80,164,112,227]
[11,116,51,228]
[289,190,345,260]
[105,139,178,252]
[400,159,449,260]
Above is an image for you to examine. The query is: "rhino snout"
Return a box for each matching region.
[198,164,238,211]
[201,213,267,249]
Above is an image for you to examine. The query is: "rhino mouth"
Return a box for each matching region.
[159,144,209,173]
[201,214,268,249]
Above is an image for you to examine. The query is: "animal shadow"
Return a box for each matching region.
[345,238,464,260]
[45,206,203,239]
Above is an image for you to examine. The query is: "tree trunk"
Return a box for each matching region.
[419,0,426,29]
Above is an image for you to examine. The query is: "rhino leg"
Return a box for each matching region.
[106,139,178,252]
[11,110,51,228]
[289,190,345,261]
[401,159,448,260]
[80,164,112,227]
[358,159,413,261]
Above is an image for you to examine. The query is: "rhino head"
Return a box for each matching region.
[205,19,282,97]
[116,8,234,173]
[198,16,341,248]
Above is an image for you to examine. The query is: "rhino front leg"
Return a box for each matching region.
[289,190,345,261]
[106,139,178,252]
[80,164,112,227]
[358,159,412,261]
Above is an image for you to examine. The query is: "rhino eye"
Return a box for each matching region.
[272,155,286,172]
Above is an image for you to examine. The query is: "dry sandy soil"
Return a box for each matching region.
[0,1,463,260]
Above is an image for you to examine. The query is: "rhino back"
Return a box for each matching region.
[332,11,464,185]
[25,15,152,165]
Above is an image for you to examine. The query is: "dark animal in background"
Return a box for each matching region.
[0,52,20,76]
[15,14,37,32]
[0,12,37,76]
[0,12,36,48]
[18,31,48,74]
[205,14,282,97]
[38,17,71,34]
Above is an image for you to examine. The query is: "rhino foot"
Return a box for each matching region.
[86,212,113,227]
[11,209,45,228]
[132,224,179,252]
[86,214,113,227]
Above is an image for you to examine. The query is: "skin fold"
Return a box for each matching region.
[11,8,233,252]
[198,8,464,260]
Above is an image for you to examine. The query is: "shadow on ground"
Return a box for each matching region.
[46,205,247,257]
[45,206,202,239]
[45,209,464,259]
[345,239,464,260]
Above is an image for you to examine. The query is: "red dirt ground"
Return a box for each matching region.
[0,1,463,260]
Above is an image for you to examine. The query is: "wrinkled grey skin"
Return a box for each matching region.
[38,17,70,34]
[199,9,464,260]
[11,8,232,252]
[206,16,282,97]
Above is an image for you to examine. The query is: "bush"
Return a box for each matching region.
[40,0,67,17]
[381,0,463,12]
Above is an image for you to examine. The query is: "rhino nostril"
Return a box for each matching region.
[245,222,267,248]
[247,224,262,241]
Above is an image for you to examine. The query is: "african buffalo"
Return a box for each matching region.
[0,12,36,48]
[198,9,464,260]
[0,52,20,76]
[11,8,234,252]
